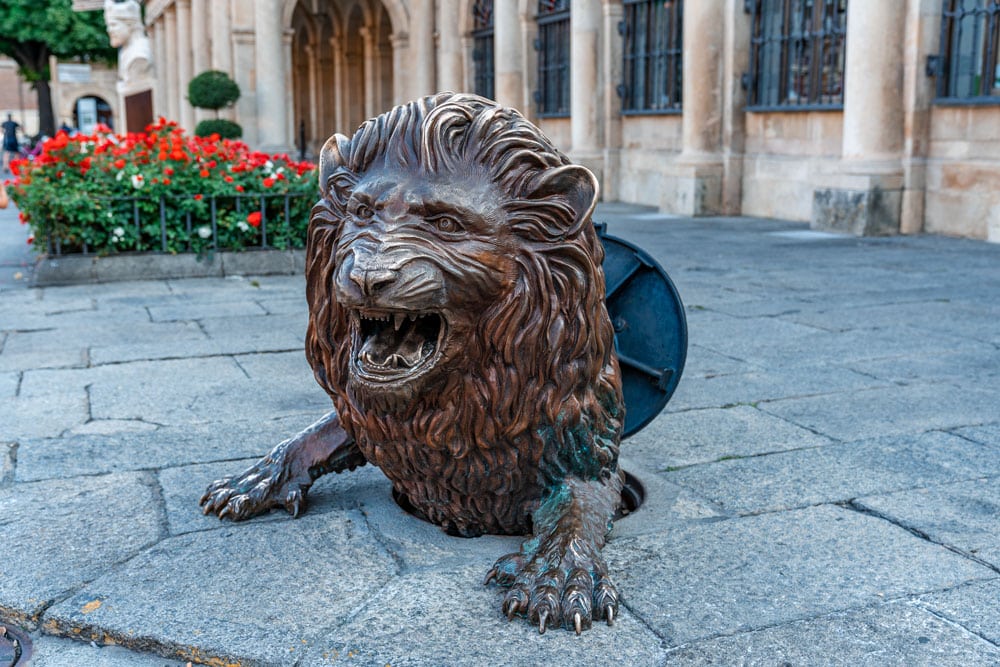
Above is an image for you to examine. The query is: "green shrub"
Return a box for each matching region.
[187,70,241,110]
[195,119,242,139]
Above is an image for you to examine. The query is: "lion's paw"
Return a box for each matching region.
[199,457,308,520]
[484,548,619,634]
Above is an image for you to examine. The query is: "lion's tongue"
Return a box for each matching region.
[362,325,425,368]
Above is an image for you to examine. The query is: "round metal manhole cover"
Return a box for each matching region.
[0,625,32,667]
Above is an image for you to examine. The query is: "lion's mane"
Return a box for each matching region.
[304,93,624,536]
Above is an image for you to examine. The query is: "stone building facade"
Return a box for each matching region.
[139,0,1000,241]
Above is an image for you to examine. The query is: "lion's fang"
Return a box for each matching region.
[394,314,405,331]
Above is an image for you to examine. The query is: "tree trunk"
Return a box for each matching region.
[35,78,55,138]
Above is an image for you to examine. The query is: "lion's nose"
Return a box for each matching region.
[350,266,397,296]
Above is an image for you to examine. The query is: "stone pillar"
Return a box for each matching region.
[333,36,347,131]
[164,8,180,123]
[390,32,408,105]
[409,0,436,98]
[601,1,623,201]
[436,0,463,92]
[210,0,234,120]
[190,0,209,124]
[175,0,194,131]
[570,0,603,181]
[493,0,522,109]
[152,19,169,121]
[663,0,725,215]
[361,26,377,117]
[254,0,289,151]
[812,1,906,235]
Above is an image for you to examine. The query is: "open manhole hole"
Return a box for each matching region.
[0,625,32,667]
[391,470,645,532]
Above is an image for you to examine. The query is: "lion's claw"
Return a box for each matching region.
[199,456,311,521]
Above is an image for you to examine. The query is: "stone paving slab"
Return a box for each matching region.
[624,404,833,470]
[15,415,320,482]
[44,512,397,666]
[855,477,1000,569]
[664,431,1000,515]
[664,601,1000,665]
[918,580,1000,646]
[605,505,994,646]
[26,634,187,667]
[301,566,668,667]
[0,473,162,628]
[759,382,1000,442]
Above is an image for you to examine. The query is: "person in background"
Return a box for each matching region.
[2,114,21,173]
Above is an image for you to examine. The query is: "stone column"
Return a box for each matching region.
[190,0,209,124]
[665,0,725,215]
[570,0,603,181]
[175,0,195,131]
[601,0,623,201]
[254,0,289,151]
[390,32,408,105]
[210,0,234,120]
[361,26,377,117]
[436,0,463,93]
[493,0,522,109]
[333,35,346,131]
[812,1,906,235]
[164,7,180,123]
[152,19,169,120]
[410,0,436,98]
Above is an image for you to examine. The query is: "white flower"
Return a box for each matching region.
[115,170,125,181]
[106,211,114,219]
[112,226,125,240]
[236,220,250,232]
[264,160,274,174]
[275,166,285,175]
[131,174,144,189]
[197,225,212,239]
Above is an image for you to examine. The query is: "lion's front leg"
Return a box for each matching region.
[199,409,364,520]
[485,474,623,634]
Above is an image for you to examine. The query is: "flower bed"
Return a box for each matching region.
[7,119,317,255]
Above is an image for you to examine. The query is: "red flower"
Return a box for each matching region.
[164,167,174,176]
[247,211,262,228]
[262,177,275,188]
[26,236,33,245]
[18,211,28,224]
[199,169,210,178]
[235,185,244,192]
[162,178,171,185]
[114,158,126,170]
[194,194,203,201]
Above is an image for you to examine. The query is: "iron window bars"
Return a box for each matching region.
[744,0,847,110]
[472,0,495,100]
[534,0,571,117]
[620,0,683,114]
[930,0,1000,102]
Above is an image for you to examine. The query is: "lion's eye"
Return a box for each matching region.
[355,204,373,219]
[429,215,461,234]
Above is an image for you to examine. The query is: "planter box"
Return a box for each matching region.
[31,249,306,286]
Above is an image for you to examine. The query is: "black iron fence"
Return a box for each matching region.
[41,192,313,257]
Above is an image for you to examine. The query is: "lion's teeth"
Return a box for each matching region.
[394,314,405,331]
[408,314,417,322]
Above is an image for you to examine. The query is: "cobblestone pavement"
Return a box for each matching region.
[2,202,999,666]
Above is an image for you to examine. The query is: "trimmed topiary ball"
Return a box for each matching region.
[194,119,243,139]
[188,70,241,110]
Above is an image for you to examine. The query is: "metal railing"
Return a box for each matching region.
[42,192,313,257]
[744,0,848,111]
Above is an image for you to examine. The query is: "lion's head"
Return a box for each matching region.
[304,93,623,535]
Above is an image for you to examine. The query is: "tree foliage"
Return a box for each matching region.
[0,0,116,136]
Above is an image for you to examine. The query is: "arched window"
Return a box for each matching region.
[472,0,495,99]
[534,0,570,116]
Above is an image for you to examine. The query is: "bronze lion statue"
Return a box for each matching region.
[201,93,625,634]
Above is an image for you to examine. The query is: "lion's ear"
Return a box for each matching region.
[529,164,599,230]
[319,134,355,204]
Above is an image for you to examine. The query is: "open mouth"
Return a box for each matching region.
[350,309,446,383]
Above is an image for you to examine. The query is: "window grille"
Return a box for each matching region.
[744,0,847,110]
[934,0,1000,102]
[472,0,495,100]
[534,0,571,117]
[620,0,683,114]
